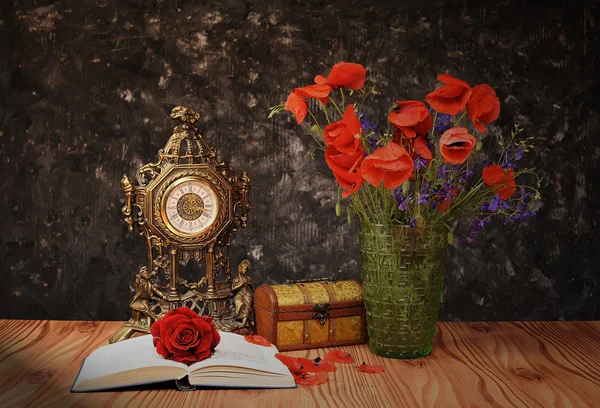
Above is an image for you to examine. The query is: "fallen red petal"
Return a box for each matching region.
[358,363,385,374]
[275,353,304,373]
[293,372,329,386]
[244,334,272,347]
[296,357,337,372]
[323,349,355,364]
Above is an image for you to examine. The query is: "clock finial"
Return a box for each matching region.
[170,106,201,125]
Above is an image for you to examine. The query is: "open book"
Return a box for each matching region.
[71,331,296,392]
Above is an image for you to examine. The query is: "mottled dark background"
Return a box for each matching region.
[1,0,598,321]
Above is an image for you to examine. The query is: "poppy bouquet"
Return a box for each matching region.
[269,62,540,242]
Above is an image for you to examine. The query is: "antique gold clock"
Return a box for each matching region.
[110,106,253,343]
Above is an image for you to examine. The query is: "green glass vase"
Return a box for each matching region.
[358,223,448,359]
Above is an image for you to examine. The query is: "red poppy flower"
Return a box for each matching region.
[361,142,414,189]
[323,104,362,154]
[358,363,385,374]
[426,74,472,115]
[315,62,367,90]
[483,164,516,200]
[284,91,308,124]
[467,84,501,133]
[325,146,364,198]
[438,127,477,164]
[387,100,433,138]
[323,350,355,364]
[413,136,432,160]
[292,372,329,386]
[244,334,272,347]
[294,83,332,105]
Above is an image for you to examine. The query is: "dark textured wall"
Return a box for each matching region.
[1,0,598,321]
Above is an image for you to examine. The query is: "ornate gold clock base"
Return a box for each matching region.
[109,319,150,344]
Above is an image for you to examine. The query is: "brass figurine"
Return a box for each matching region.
[232,260,253,328]
[110,106,254,343]
[129,267,167,328]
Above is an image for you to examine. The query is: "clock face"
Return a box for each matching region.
[162,178,219,237]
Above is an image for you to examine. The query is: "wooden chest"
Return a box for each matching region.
[254,279,367,351]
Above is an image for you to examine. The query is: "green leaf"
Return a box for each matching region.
[447,231,454,245]
[475,141,483,151]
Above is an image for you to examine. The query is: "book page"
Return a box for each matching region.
[74,335,187,387]
[189,332,289,376]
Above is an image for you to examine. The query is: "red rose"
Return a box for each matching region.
[325,145,364,198]
[467,84,500,133]
[284,91,308,124]
[314,62,367,90]
[323,104,362,154]
[150,307,220,365]
[438,127,477,164]
[361,142,414,189]
[426,74,472,115]
[387,100,433,138]
[482,164,516,200]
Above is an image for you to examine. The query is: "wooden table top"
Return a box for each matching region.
[0,320,599,407]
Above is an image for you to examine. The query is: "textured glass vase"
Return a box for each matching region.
[358,223,448,359]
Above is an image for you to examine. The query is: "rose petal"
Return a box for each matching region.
[172,307,199,319]
[155,340,171,359]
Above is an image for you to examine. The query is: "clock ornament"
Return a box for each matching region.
[110,106,253,343]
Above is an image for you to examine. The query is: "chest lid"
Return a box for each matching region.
[254,279,364,314]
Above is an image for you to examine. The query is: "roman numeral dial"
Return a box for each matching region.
[162,178,219,237]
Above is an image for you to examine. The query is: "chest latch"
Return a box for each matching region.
[313,303,331,325]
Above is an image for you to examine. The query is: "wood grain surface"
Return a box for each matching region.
[0,320,598,408]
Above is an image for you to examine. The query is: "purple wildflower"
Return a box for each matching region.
[409,218,418,228]
[434,113,452,135]
[519,209,536,223]
[514,146,525,161]
[437,164,449,178]
[359,112,378,131]
[414,156,428,171]
[471,218,491,232]
[461,236,475,244]
[394,190,412,211]
[458,165,474,183]
[481,194,510,212]
[367,136,379,151]
[417,194,430,205]
[520,187,531,205]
